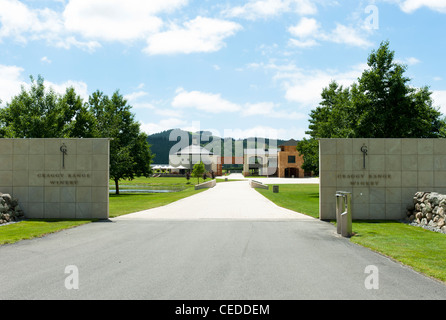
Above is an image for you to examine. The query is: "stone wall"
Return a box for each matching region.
[319,138,446,220]
[407,192,446,233]
[0,138,110,219]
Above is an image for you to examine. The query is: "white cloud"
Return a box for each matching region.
[395,56,421,66]
[144,16,242,55]
[63,0,186,42]
[0,0,102,52]
[124,91,149,102]
[0,64,26,103]
[54,36,101,52]
[432,90,446,115]
[288,18,373,49]
[46,79,89,101]
[0,0,63,43]
[242,102,277,116]
[224,125,308,140]
[270,63,366,107]
[0,64,90,103]
[140,118,193,135]
[223,0,318,20]
[398,0,446,13]
[288,38,319,48]
[172,88,241,113]
[288,17,320,38]
[40,56,52,64]
[0,0,188,51]
[324,23,373,48]
[242,102,306,120]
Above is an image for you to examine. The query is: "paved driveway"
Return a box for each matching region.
[116,180,312,220]
[1,180,446,300]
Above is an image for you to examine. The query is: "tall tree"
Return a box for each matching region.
[89,90,152,194]
[352,41,444,138]
[0,75,97,138]
[299,41,446,173]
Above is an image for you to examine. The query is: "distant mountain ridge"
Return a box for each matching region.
[147,129,288,164]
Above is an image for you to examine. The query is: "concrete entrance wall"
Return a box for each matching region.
[319,138,446,220]
[0,138,110,219]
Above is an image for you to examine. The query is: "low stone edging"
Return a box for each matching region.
[407,191,446,234]
[0,193,25,225]
[195,179,216,190]
[249,180,269,190]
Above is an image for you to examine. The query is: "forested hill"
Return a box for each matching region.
[147,129,287,164]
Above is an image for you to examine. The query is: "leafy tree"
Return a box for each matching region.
[0,75,97,138]
[192,161,206,184]
[299,41,446,173]
[89,90,152,194]
[351,41,444,138]
[297,138,319,176]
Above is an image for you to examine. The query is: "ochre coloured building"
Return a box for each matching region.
[277,139,306,178]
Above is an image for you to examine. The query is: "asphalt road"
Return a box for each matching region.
[1,217,446,300]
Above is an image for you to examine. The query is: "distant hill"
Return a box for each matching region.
[147,129,289,164]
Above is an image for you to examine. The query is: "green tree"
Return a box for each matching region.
[89,90,152,194]
[297,138,319,176]
[0,75,97,139]
[192,161,206,184]
[351,41,444,138]
[299,41,446,173]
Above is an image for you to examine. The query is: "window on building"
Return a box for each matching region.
[288,156,296,163]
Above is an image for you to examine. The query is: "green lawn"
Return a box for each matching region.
[109,176,208,217]
[256,183,446,283]
[351,221,446,283]
[256,184,320,219]
[0,219,94,245]
[109,188,206,217]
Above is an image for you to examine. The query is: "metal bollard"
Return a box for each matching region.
[336,191,352,237]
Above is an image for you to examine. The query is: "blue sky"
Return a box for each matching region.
[1,0,446,140]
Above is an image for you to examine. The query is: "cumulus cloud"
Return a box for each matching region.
[288,17,320,38]
[172,88,241,113]
[242,102,306,120]
[62,0,186,41]
[144,16,242,55]
[0,0,190,52]
[398,0,446,13]
[288,17,373,49]
[0,0,63,43]
[432,90,446,115]
[139,118,189,135]
[0,64,27,103]
[223,0,318,20]
[265,62,367,107]
[0,64,89,103]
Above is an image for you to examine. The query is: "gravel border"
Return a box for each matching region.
[401,219,446,234]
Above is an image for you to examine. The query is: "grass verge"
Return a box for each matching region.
[255,184,320,219]
[0,219,94,245]
[351,220,446,283]
[109,187,206,218]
